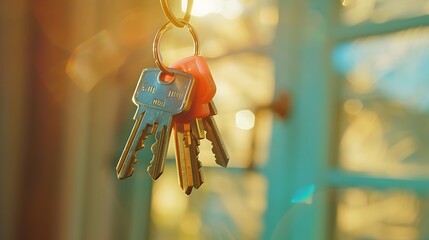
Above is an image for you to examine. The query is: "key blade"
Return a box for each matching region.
[147,115,173,180]
[173,123,193,195]
[117,113,149,180]
[189,129,204,189]
[147,125,165,180]
[203,116,230,168]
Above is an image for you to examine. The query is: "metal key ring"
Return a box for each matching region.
[153,20,200,76]
[160,0,193,28]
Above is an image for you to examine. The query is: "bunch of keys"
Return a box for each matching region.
[171,56,229,194]
[116,1,229,195]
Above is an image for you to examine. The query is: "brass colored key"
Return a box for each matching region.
[189,119,204,188]
[173,122,204,195]
[169,56,228,194]
[203,101,230,168]
[174,122,193,194]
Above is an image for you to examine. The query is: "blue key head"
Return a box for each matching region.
[132,68,195,115]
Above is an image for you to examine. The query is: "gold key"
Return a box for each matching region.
[173,122,204,195]
[189,119,204,188]
[203,101,229,167]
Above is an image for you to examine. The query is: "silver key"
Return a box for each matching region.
[116,114,153,179]
[203,101,230,167]
[116,68,195,180]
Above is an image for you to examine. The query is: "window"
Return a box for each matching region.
[329,1,429,239]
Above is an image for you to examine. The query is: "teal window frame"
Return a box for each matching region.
[263,0,429,239]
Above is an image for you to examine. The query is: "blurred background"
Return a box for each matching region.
[1,0,429,239]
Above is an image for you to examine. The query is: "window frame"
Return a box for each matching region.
[264,0,429,239]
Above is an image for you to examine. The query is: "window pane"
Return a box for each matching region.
[339,0,429,26]
[334,188,429,240]
[333,28,429,177]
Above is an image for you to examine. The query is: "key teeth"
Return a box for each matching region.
[208,139,229,168]
[204,117,230,168]
[138,134,149,150]
[215,156,229,167]
[195,159,204,188]
[147,161,162,180]
[147,126,166,180]
[147,133,159,179]
[192,135,204,189]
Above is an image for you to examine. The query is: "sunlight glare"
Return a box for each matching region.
[235,110,255,130]
[183,0,243,19]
